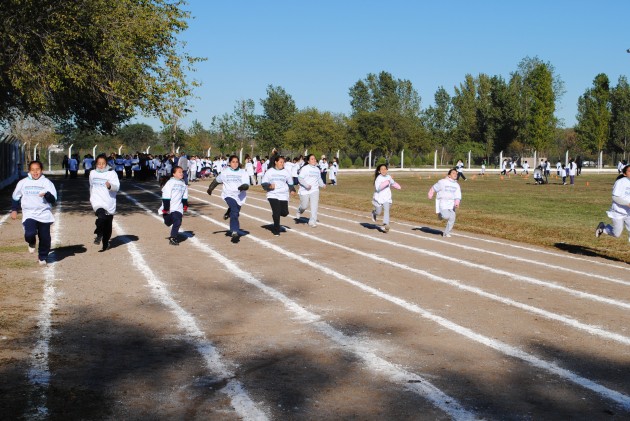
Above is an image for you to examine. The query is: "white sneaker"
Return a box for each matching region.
[295,208,302,220]
[595,222,605,238]
[383,224,390,233]
[28,243,36,253]
[442,233,452,238]
[38,259,47,266]
[308,222,317,228]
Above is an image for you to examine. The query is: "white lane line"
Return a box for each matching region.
[315,200,630,272]
[112,217,269,421]
[0,213,10,226]
[169,190,630,411]
[124,191,478,419]
[227,191,630,308]
[239,191,630,286]
[189,192,630,347]
[26,186,63,419]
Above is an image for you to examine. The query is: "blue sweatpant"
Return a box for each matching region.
[163,211,182,238]
[224,197,241,234]
[23,218,52,261]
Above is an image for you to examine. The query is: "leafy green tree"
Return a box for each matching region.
[0,0,204,132]
[524,64,557,152]
[576,73,611,154]
[284,108,346,155]
[423,87,453,150]
[610,76,630,157]
[187,119,212,156]
[257,85,297,152]
[116,123,157,153]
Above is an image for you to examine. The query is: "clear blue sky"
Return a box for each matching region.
[134,0,630,131]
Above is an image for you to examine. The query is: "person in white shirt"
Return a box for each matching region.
[428,169,462,238]
[159,166,189,245]
[329,157,339,186]
[319,155,328,184]
[245,155,256,185]
[568,158,577,185]
[595,165,630,241]
[521,161,529,175]
[370,164,401,233]
[262,156,296,236]
[296,154,326,227]
[11,161,57,265]
[89,155,120,251]
[207,155,250,239]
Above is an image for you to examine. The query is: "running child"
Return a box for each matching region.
[10,161,57,265]
[595,165,630,241]
[159,166,188,245]
[428,168,462,238]
[296,154,326,227]
[261,156,296,236]
[371,164,401,233]
[207,155,250,239]
[89,154,120,251]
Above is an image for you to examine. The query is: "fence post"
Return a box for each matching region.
[93,145,97,158]
[368,150,372,170]
[401,149,404,169]
[468,150,471,170]
[434,150,437,170]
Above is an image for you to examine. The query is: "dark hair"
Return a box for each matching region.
[448,168,458,177]
[28,160,43,171]
[616,165,630,180]
[228,155,240,168]
[374,164,388,180]
[95,154,108,165]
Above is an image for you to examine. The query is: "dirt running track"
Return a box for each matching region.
[1,175,629,420]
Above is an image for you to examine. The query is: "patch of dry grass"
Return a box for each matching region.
[320,171,629,264]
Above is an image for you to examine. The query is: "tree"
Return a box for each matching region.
[348,71,424,158]
[576,73,611,154]
[423,86,453,150]
[187,119,212,156]
[610,76,630,159]
[233,99,256,154]
[257,85,297,152]
[116,124,157,153]
[524,64,557,152]
[0,0,204,132]
[284,108,347,155]
[8,113,59,162]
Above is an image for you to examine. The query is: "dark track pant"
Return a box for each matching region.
[163,211,183,238]
[23,218,52,261]
[94,208,114,248]
[224,197,241,234]
[268,198,289,231]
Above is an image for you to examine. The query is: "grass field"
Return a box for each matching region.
[319,171,630,264]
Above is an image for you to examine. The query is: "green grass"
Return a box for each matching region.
[319,172,629,264]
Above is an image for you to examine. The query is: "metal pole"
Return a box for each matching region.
[48,148,51,172]
[239,148,243,163]
[467,150,471,170]
[34,143,39,161]
[565,150,569,166]
[69,144,74,159]
[146,146,151,154]
[434,150,437,170]
[401,149,404,169]
[118,145,123,155]
[93,145,97,157]
[368,150,372,170]
[336,149,340,159]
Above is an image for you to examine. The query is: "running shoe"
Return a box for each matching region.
[442,233,452,238]
[168,237,179,246]
[383,224,390,233]
[595,222,605,238]
[295,208,302,220]
[94,235,102,245]
[272,229,280,237]
[223,209,230,220]
[28,242,36,253]
[38,259,47,266]
[308,222,317,228]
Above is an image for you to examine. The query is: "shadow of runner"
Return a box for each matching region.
[554,242,626,263]
[109,235,139,250]
[51,244,87,262]
[412,226,443,236]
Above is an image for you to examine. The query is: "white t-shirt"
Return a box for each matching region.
[217,168,250,206]
[89,168,120,214]
[262,168,293,201]
[373,174,395,205]
[12,174,57,223]
[160,177,188,214]
[431,177,462,212]
[608,177,630,218]
[298,164,324,196]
